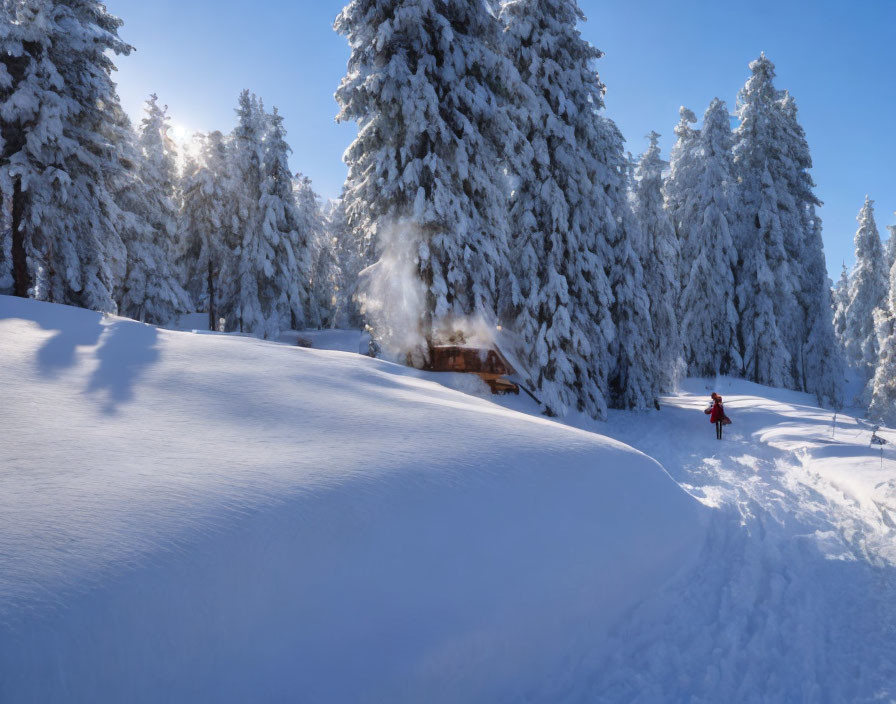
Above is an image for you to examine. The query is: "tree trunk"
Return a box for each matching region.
[11,178,30,298]
[207,259,216,331]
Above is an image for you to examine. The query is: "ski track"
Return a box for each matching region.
[532,382,896,703]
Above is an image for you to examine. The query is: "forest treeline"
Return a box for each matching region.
[1,0,894,423]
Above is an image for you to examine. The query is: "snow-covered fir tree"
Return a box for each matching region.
[832,262,850,354]
[732,54,795,388]
[597,120,659,411]
[220,90,265,333]
[670,98,741,378]
[777,91,842,405]
[335,0,524,361]
[869,258,896,425]
[663,106,698,283]
[886,221,896,275]
[324,196,367,329]
[0,0,131,311]
[608,192,658,410]
[1,0,55,299]
[297,175,340,329]
[844,196,889,391]
[116,94,191,324]
[217,91,296,338]
[255,108,314,336]
[178,130,235,331]
[499,0,618,418]
[632,131,680,391]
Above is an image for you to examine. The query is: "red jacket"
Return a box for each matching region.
[710,400,725,423]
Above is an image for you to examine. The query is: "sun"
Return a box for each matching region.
[169,123,192,145]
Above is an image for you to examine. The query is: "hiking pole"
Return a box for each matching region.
[871,427,887,469]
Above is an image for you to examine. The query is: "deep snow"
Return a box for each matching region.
[3,297,895,702]
[506,380,896,701]
[0,296,705,703]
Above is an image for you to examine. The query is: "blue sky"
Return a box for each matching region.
[107,0,895,279]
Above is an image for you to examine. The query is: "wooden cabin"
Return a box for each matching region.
[424,344,519,395]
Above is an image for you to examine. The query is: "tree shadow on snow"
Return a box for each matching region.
[35,307,105,377]
[86,321,160,415]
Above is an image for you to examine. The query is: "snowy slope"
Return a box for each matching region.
[525,379,896,702]
[0,296,706,703]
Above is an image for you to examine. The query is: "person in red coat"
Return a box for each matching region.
[708,392,726,439]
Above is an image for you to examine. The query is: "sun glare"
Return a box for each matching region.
[169,123,192,145]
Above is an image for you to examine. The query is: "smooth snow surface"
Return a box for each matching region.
[0,297,705,703]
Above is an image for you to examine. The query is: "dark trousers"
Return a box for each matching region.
[716,421,723,439]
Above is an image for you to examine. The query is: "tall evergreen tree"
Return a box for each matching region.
[499,0,618,418]
[732,54,794,387]
[844,196,889,390]
[633,131,680,391]
[0,0,132,310]
[608,192,657,410]
[116,94,191,324]
[663,106,698,283]
[298,175,338,329]
[178,130,235,331]
[886,221,896,275]
[604,127,659,410]
[869,258,896,425]
[671,98,741,378]
[832,262,850,353]
[324,196,368,329]
[335,0,524,361]
[799,209,843,405]
[255,108,314,336]
[222,90,267,335]
[777,91,841,404]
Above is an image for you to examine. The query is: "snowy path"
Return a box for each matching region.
[537,379,896,702]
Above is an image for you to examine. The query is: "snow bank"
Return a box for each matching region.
[0,296,707,703]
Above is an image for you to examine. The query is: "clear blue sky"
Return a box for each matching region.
[106,0,896,279]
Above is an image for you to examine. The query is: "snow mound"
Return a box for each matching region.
[0,296,707,703]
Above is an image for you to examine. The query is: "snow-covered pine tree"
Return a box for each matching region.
[218,90,262,333]
[1,0,131,310]
[844,196,889,391]
[324,196,367,329]
[869,257,896,425]
[0,0,53,299]
[663,106,698,283]
[116,94,191,324]
[255,108,314,336]
[608,190,658,410]
[732,54,794,387]
[335,0,523,361]
[776,91,842,404]
[178,130,234,331]
[592,117,659,411]
[832,262,850,354]
[222,90,270,336]
[886,221,896,275]
[799,210,844,406]
[297,174,338,329]
[633,131,680,391]
[499,0,618,418]
[672,98,741,378]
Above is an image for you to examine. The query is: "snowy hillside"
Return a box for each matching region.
[482,380,896,700]
[0,296,705,703]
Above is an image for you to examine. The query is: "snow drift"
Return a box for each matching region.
[0,296,707,703]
